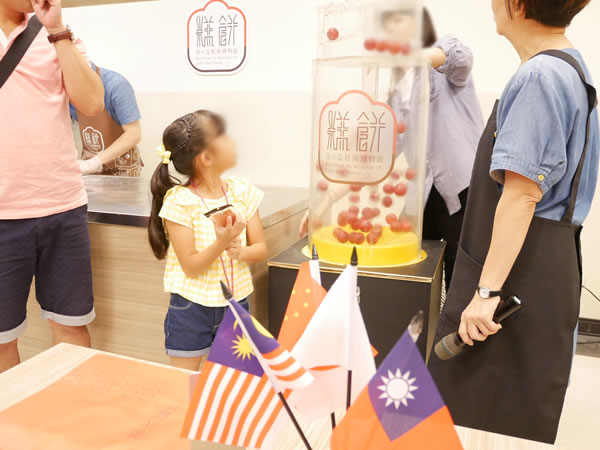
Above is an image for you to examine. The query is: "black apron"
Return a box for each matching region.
[428,50,597,444]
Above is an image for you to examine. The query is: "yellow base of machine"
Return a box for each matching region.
[308,225,426,268]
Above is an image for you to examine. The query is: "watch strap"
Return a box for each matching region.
[478,286,503,299]
[47,27,73,44]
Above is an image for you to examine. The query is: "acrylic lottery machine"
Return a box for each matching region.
[308,0,430,267]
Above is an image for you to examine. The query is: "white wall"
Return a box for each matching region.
[64,0,600,318]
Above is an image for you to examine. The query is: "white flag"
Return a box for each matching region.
[290,263,376,421]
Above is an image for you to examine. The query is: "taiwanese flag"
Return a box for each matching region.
[331,330,463,450]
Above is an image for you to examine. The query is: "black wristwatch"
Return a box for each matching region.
[477,286,502,299]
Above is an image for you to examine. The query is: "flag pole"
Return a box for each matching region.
[346,247,359,411]
[220,281,313,450]
[277,392,313,450]
[312,246,338,430]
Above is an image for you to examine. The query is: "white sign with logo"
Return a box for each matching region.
[187,0,247,75]
[319,90,398,185]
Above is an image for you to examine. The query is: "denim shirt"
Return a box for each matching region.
[70,64,141,126]
[491,49,599,225]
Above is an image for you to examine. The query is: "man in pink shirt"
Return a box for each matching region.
[0,0,104,372]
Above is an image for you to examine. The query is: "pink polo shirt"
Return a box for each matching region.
[0,15,88,219]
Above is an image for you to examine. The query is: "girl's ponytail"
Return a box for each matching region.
[147,110,226,260]
[148,162,180,259]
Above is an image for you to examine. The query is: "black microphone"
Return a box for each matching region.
[434,295,522,361]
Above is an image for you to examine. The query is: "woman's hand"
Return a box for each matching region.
[458,293,502,346]
[213,212,246,245]
[226,237,242,260]
[299,211,309,238]
[31,0,64,34]
[299,210,324,238]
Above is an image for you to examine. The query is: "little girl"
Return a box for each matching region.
[148,110,267,371]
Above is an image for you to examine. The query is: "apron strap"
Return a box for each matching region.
[534,50,598,223]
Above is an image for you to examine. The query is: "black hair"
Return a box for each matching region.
[505,0,591,27]
[381,8,438,47]
[422,8,437,48]
[148,110,226,260]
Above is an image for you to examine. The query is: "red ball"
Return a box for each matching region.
[391,170,401,180]
[364,38,376,51]
[383,183,395,194]
[348,206,360,215]
[373,224,383,235]
[375,40,389,52]
[350,219,361,231]
[372,207,381,217]
[397,121,407,134]
[388,41,403,55]
[382,196,393,208]
[350,184,362,192]
[399,219,413,232]
[338,211,348,227]
[369,191,381,203]
[333,227,349,243]
[390,221,403,232]
[349,193,361,203]
[361,207,373,220]
[317,180,328,192]
[366,232,380,245]
[360,219,372,233]
[394,182,408,196]
[327,27,339,41]
[351,232,365,245]
[406,168,417,180]
[386,213,397,225]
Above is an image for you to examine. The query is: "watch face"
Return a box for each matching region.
[479,287,490,298]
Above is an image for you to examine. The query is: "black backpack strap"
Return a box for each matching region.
[535,50,598,223]
[0,15,42,90]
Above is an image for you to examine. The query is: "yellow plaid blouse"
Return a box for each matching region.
[159,177,264,307]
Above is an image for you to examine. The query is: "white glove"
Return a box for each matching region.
[78,155,103,175]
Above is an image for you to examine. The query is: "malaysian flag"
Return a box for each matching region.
[182,301,313,448]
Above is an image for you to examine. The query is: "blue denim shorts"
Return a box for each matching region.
[164,293,250,357]
[0,205,95,344]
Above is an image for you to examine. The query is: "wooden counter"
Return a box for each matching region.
[17,178,307,365]
[1,344,582,449]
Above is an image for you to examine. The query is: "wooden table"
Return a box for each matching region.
[0,344,583,450]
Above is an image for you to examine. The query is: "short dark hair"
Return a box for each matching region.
[422,8,437,48]
[380,8,438,48]
[505,0,591,27]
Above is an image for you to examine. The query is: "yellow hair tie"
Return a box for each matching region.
[156,145,171,165]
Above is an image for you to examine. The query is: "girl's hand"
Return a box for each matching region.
[226,237,242,260]
[31,0,65,34]
[213,212,246,245]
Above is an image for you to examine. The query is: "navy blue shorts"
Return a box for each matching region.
[164,293,250,357]
[0,205,95,344]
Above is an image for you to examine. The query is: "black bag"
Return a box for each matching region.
[0,15,42,90]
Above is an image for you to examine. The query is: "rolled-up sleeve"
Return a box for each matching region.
[491,72,568,195]
[435,35,474,87]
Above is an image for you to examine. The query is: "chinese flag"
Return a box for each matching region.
[277,262,327,349]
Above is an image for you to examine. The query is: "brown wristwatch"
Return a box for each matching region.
[47,26,73,44]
